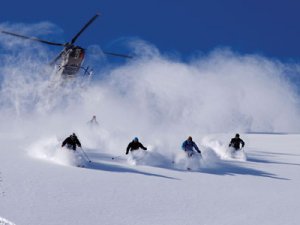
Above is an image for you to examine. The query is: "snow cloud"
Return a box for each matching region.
[0,23,300,157]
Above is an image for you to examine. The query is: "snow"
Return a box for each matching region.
[1,133,300,225]
[0,23,300,224]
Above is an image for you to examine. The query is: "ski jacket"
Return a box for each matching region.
[182,140,201,153]
[126,141,147,154]
[62,136,82,151]
[229,137,245,150]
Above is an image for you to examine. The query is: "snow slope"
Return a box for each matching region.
[1,132,300,225]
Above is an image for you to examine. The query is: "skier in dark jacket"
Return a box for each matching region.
[182,136,201,157]
[62,133,82,151]
[126,137,147,155]
[229,133,245,150]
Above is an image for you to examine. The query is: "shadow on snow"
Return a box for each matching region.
[199,160,289,180]
[248,151,300,167]
[81,152,178,180]
[82,151,288,180]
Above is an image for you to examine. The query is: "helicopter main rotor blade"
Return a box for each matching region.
[103,51,133,59]
[0,30,65,46]
[70,13,100,45]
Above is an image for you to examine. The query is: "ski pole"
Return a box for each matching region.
[80,147,92,163]
[112,155,122,160]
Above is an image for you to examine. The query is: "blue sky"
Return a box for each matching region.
[1,0,300,61]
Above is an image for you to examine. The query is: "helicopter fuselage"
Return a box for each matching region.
[59,46,85,77]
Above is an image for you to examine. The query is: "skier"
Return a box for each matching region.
[182,136,201,157]
[126,137,147,155]
[229,133,245,150]
[88,115,99,126]
[62,133,82,151]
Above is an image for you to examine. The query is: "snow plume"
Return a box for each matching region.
[202,136,247,162]
[0,216,16,225]
[0,22,300,167]
[27,136,86,167]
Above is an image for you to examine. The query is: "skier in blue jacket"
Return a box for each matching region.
[182,136,201,157]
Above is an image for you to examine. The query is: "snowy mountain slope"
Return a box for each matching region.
[0,133,299,225]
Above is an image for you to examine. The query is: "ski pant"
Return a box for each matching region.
[184,150,195,157]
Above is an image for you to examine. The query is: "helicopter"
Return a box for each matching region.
[0,13,132,78]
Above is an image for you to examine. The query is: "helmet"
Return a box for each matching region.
[235,133,240,138]
[188,136,192,141]
[133,137,139,142]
